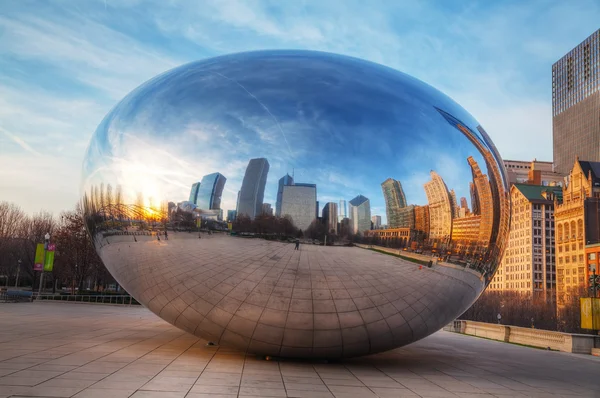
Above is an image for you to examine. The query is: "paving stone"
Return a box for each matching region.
[0,302,598,398]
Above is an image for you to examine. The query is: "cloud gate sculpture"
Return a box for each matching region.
[82,50,509,359]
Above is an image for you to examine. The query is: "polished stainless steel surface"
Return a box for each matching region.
[82,50,510,359]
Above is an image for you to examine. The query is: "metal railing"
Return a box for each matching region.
[36,294,140,306]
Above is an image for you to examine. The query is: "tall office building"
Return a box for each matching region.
[196,173,226,210]
[262,203,273,216]
[423,171,452,242]
[555,159,600,306]
[468,156,494,246]
[381,178,407,228]
[339,200,347,219]
[414,205,430,240]
[449,189,459,218]
[227,210,237,222]
[281,184,317,231]
[237,158,270,219]
[349,195,371,234]
[371,215,381,230]
[553,29,600,175]
[322,202,339,233]
[276,174,294,216]
[189,182,200,203]
[488,184,558,298]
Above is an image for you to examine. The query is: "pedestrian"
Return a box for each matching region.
[295,239,300,250]
[164,230,168,240]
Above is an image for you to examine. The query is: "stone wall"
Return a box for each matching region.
[447,320,598,355]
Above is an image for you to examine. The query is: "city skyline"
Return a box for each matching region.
[2,2,600,215]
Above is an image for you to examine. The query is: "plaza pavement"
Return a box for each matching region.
[0,302,599,398]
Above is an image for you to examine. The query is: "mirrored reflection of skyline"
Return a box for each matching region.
[82,117,508,279]
[81,50,509,280]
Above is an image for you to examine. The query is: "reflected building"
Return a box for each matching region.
[237,158,270,219]
[262,203,273,216]
[227,210,237,222]
[189,182,201,203]
[339,200,347,219]
[397,205,415,229]
[436,106,510,272]
[449,189,459,218]
[451,216,481,250]
[365,228,412,246]
[281,183,317,231]
[196,173,226,210]
[322,202,339,233]
[381,178,407,228]
[414,205,430,241]
[371,215,381,230]
[276,174,294,217]
[423,171,453,243]
[468,156,493,247]
[349,195,371,235]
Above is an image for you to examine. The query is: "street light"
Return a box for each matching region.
[38,233,51,294]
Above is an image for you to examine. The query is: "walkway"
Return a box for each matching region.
[0,303,599,397]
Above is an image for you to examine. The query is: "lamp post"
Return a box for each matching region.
[15,259,21,288]
[38,233,50,294]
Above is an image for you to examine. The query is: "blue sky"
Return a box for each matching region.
[80,50,491,223]
[1,0,599,215]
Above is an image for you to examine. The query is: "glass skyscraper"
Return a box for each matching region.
[349,195,371,234]
[338,199,347,219]
[322,202,338,233]
[281,183,317,231]
[276,174,294,217]
[237,158,270,219]
[381,178,407,228]
[196,172,227,210]
[189,182,200,203]
[553,29,600,175]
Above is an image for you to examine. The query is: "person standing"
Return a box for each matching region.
[295,239,300,250]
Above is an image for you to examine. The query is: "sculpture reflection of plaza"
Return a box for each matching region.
[81,50,509,359]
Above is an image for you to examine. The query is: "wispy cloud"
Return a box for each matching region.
[1,0,600,215]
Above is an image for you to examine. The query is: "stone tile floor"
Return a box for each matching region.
[0,303,599,398]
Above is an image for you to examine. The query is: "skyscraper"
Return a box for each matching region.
[195,173,227,210]
[371,215,381,230]
[276,174,294,216]
[339,200,347,219]
[262,203,273,216]
[227,210,237,222]
[281,184,317,231]
[449,189,459,218]
[553,29,600,175]
[468,156,493,246]
[381,178,407,228]
[349,195,371,234]
[322,202,339,233]
[189,182,200,203]
[423,171,452,242]
[237,158,270,219]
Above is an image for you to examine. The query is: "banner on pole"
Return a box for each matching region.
[44,250,55,272]
[580,297,600,330]
[34,243,44,271]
